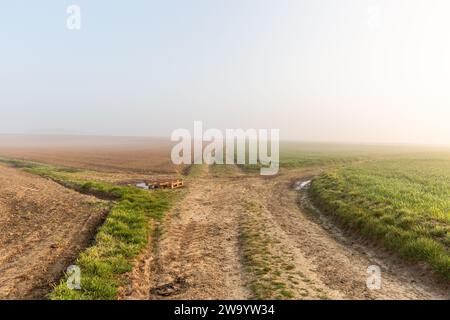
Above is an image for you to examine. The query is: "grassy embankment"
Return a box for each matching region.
[310,158,450,280]
[0,158,179,299]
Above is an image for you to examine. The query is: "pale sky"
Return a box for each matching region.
[1,0,450,144]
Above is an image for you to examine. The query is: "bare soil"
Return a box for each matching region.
[0,165,108,299]
[0,134,177,174]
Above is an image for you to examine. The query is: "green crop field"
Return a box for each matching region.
[310,157,450,279]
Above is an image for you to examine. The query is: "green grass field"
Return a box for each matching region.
[279,142,450,168]
[242,142,440,172]
[310,157,450,280]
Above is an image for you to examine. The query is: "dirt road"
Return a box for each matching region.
[121,166,449,300]
[121,165,250,299]
[0,165,108,299]
[261,170,449,299]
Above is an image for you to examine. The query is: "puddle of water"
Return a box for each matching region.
[294,180,311,191]
[136,182,149,190]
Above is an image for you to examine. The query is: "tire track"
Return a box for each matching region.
[129,166,250,300]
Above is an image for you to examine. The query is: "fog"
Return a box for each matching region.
[1,1,450,145]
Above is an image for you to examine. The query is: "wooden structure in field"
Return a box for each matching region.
[146,179,184,190]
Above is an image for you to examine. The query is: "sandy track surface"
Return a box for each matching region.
[121,166,250,299]
[0,165,107,299]
[121,167,449,300]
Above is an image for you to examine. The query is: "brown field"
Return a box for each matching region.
[0,134,181,299]
[0,134,177,174]
[0,165,108,299]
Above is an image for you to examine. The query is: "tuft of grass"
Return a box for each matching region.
[310,158,450,280]
[184,164,207,178]
[209,164,239,177]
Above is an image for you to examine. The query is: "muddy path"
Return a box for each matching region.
[121,166,449,300]
[121,165,250,299]
[0,165,108,299]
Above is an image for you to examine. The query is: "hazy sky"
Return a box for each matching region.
[1,0,450,144]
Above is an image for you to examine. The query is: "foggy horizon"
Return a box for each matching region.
[2,1,450,145]
[2,132,450,149]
